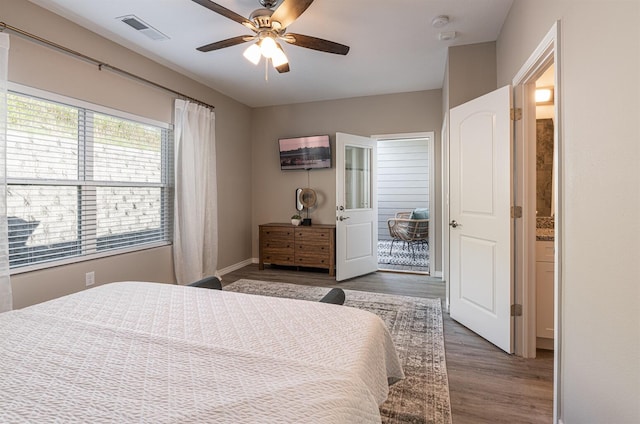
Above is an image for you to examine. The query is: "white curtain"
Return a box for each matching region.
[0,34,11,312]
[173,100,218,285]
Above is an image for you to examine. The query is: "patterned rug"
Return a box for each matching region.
[378,240,429,269]
[225,279,452,424]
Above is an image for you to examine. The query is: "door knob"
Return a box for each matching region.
[339,216,350,221]
[449,220,460,228]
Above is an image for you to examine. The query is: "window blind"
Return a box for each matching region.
[6,90,173,270]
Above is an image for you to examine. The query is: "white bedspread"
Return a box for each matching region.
[0,281,404,423]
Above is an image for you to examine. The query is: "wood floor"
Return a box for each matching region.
[222,264,554,424]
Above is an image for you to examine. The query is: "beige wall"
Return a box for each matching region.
[3,0,253,307]
[11,247,173,309]
[498,1,639,423]
[250,90,443,270]
[447,42,497,109]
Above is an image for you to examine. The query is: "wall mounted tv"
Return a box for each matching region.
[279,135,331,170]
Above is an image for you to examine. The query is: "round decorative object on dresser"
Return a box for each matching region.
[298,188,317,209]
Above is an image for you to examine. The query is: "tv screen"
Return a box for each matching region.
[279,135,331,170]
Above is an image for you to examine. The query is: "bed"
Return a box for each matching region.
[0,281,404,423]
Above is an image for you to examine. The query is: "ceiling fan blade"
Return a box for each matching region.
[285,33,350,55]
[191,0,256,31]
[276,62,290,73]
[271,0,314,29]
[197,35,251,52]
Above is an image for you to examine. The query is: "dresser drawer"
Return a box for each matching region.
[261,252,295,265]
[295,242,330,257]
[294,228,331,245]
[296,252,331,267]
[261,238,294,250]
[261,227,294,241]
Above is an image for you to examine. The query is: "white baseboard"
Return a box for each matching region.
[536,337,555,351]
[217,258,254,279]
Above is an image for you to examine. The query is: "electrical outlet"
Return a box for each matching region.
[85,271,95,286]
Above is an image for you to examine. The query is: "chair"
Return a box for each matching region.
[387,211,429,260]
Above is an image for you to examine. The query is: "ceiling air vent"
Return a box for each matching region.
[118,15,169,41]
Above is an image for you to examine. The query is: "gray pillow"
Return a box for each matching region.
[410,208,429,220]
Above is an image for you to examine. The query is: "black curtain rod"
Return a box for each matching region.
[0,21,215,110]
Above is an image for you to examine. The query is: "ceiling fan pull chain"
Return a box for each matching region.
[265,58,269,81]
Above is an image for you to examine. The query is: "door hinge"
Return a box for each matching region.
[510,107,522,121]
[511,304,523,317]
[511,206,523,218]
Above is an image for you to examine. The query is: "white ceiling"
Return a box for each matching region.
[28,0,514,108]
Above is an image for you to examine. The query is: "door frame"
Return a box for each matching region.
[372,131,436,275]
[441,118,449,304]
[512,21,562,422]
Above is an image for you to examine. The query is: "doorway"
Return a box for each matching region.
[533,64,556,351]
[374,132,435,275]
[444,22,561,359]
[442,21,561,422]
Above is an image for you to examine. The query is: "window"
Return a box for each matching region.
[7,86,173,271]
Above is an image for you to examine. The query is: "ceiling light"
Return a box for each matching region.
[242,32,289,75]
[243,43,261,65]
[271,44,289,67]
[260,36,278,58]
[536,87,554,104]
[431,15,450,28]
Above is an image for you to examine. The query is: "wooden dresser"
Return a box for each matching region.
[259,223,336,276]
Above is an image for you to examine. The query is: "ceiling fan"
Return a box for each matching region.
[191,0,350,73]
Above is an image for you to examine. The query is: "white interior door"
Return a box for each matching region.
[449,85,513,353]
[335,132,378,281]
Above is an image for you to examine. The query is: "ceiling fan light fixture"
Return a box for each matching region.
[271,44,289,67]
[260,36,278,58]
[243,43,262,65]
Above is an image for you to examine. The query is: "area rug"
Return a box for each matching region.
[378,240,429,270]
[225,279,452,424]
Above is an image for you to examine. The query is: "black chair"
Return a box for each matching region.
[188,276,222,290]
[319,288,345,305]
